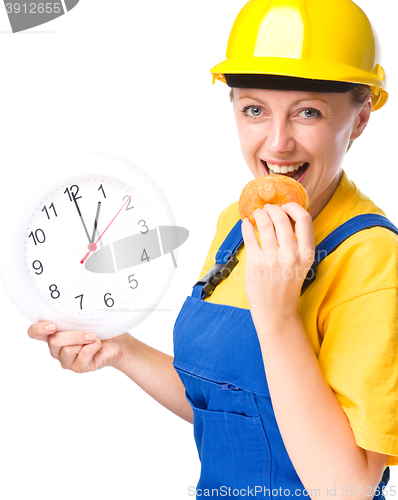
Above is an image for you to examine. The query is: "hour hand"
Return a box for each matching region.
[90,202,101,244]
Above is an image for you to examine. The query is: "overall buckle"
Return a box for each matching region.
[194,254,240,298]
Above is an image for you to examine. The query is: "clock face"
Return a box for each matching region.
[24,174,161,320]
[0,152,185,339]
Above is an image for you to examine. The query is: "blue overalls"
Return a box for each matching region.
[173,214,397,498]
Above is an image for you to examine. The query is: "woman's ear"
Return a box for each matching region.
[350,96,372,141]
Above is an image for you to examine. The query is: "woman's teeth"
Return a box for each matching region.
[267,162,305,173]
[265,161,308,181]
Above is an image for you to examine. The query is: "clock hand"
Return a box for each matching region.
[72,193,91,244]
[90,202,101,244]
[80,195,131,264]
[95,230,104,248]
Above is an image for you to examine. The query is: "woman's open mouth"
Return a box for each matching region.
[262,160,309,182]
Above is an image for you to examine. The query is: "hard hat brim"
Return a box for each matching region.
[210,57,387,110]
[224,74,358,93]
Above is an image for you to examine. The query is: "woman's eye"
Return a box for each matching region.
[299,108,321,119]
[242,105,263,118]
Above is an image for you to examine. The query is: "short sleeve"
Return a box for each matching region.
[319,289,398,465]
[317,227,398,466]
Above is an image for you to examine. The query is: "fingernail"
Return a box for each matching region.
[44,323,56,332]
[242,218,250,226]
[84,333,95,341]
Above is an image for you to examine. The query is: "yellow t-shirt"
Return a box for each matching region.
[198,170,398,467]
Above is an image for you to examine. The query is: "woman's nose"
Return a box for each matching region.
[266,120,295,156]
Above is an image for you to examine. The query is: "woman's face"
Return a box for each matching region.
[233,88,371,219]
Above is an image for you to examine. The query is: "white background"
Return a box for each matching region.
[0,0,397,498]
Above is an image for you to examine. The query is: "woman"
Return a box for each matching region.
[28,0,397,497]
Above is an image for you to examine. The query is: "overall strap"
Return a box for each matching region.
[301,214,398,291]
[192,219,243,299]
[192,214,398,300]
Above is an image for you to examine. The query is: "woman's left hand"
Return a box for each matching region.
[241,202,315,321]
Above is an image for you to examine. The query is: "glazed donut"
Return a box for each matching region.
[239,174,311,230]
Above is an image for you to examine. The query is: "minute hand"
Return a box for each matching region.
[80,195,131,264]
[72,193,91,244]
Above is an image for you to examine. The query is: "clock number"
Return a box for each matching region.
[128,274,138,289]
[64,185,82,202]
[49,284,60,300]
[123,195,134,211]
[41,203,58,219]
[139,220,149,234]
[104,293,114,308]
[75,294,84,310]
[141,249,150,263]
[28,229,46,245]
[98,184,106,199]
[32,260,44,275]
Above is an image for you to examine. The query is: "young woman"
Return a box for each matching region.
[28,0,397,497]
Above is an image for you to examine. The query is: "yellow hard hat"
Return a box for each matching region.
[210,0,387,111]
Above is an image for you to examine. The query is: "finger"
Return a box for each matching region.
[241,217,261,251]
[48,331,96,360]
[281,203,315,257]
[58,344,82,368]
[260,204,297,250]
[27,321,57,342]
[252,208,278,253]
[70,339,103,373]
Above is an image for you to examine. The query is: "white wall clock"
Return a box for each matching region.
[0,152,188,339]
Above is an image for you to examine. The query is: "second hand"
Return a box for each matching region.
[80,195,132,264]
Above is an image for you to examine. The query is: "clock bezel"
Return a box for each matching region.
[1,152,177,339]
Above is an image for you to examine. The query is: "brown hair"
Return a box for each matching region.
[350,84,372,107]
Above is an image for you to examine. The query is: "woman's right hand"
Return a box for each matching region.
[27,322,126,373]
